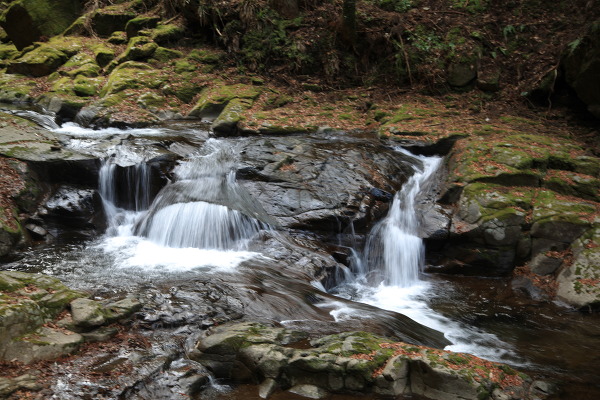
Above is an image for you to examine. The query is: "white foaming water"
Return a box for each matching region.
[94,138,265,273]
[144,201,264,249]
[362,148,442,287]
[99,236,258,273]
[334,148,520,364]
[53,122,165,138]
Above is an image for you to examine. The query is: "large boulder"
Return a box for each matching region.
[191,322,549,400]
[435,130,599,276]
[561,19,600,118]
[0,0,82,50]
[237,132,415,232]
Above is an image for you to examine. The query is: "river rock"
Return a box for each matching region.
[0,111,100,185]
[40,185,106,231]
[90,6,136,37]
[2,326,84,364]
[70,298,106,329]
[191,322,547,400]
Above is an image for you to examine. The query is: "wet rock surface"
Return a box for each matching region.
[237,132,414,232]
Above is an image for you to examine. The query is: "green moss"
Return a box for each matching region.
[152,47,183,63]
[137,91,165,109]
[532,190,596,224]
[73,77,100,97]
[446,353,470,365]
[189,83,262,117]
[92,44,115,67]
[125,15,160,38]
[188,49,223,64]
[0,43,18,61]
[174,59,196,73]
[2,0,82,47]
[107,31,128,44]
[151,23,185,44]
[99,61,164,97]
[62,53,101,77]
[8,45,68,77]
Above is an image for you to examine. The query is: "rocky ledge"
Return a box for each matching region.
[0,270,140,397]
[190,321,554,400]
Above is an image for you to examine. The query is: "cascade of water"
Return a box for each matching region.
[135,139,270,250]
[361,148,442,287]
[99,161,151,212]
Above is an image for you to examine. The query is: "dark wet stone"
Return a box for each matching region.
[39,185,106,231]
[237,133,415,233]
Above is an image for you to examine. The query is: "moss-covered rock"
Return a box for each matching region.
[0,42,18,66]
[0,0,82,50]
[99,61,165,97]
[188,48,224,64]
[191,322,546,399]
[162,77,205,104]
[150,23,185,45]
[0,72,37,102]
[91,43,115,67]
[151,46,182,63]
[61,52,101,77]
[188,83,262,119]
[0,270,84,362]
[7,45,69,77]
[556,227,600,309]
[137,91,165,110]
[125,15,160,38]
[107,36,158,72]
[90,6,136,37]
[212,97,255,136]
[173,59,196,73]
[73,76,101,97]
[543,171,600,202]
[107,30,128,44]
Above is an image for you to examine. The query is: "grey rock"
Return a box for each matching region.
[529,253,563,275]
[81,327,118,342]
[0,374,41,397]
[105,295,142,322]
[2,326,83,364]
[259,378,278,398]
[70,298,106,329]
[237,133,415,232]
[288,384,329,399]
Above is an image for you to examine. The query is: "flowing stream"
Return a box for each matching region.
[330,148,520,363]
[3,108,600,398]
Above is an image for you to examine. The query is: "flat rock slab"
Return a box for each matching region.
[2,326,83,364]
[0,112,94,162]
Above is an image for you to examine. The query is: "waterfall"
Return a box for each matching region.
[99,161,151,213]
[143,201,265,249]
[134,139,270,250]
[361,148,442,287]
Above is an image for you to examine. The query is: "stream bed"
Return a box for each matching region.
[1,110,599,399]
